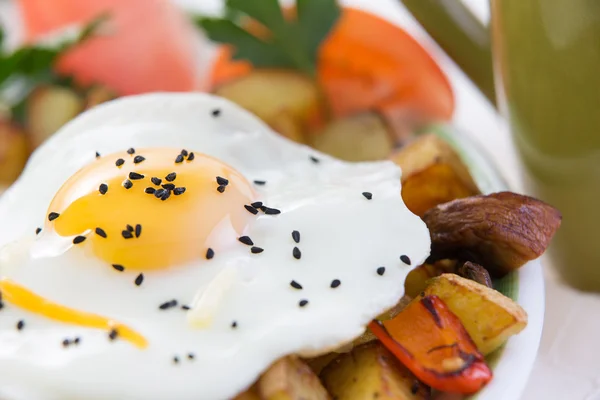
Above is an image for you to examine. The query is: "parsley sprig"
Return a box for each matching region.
[196,0,340,77]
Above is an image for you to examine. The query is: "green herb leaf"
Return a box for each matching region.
[296,0,341,64]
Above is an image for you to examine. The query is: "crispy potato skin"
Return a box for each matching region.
[422,273,528,355]
[320,342,430,400]
[389,134,480,217]
[309,113,393,162]
[214,70,325,144]
[423,191,562,276]
[0,121,29,185]
[257,356,330,400]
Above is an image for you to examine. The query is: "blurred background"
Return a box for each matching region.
[1,0,599,399]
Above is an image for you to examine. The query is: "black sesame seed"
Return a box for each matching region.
[108,329,118,340]
[251,201,263,208]
[151,177,162,186]
[292,247,301,260]
[133,155,145,164]
[264,207,281,215]
[217,185,226,193]
[376,266,386,276]
[134,273,144,286]
[400,255,411,265]
[74,337,81,345]
[95,151,101,158]
[160,190,171,201]
[310,156,320,163]
[216,176,229,186]
[135,224,142,238]
[206,248,215,260]
[187,152,195,161]
[291,230,300,243]
[180,149,189,157]
[330,279,341,288]
[165,172,177,182]
[127,148,135,155]
[145,187,156,194]
[62,339,71,347]
[95,227,107,238]
[362,192,373,200]
[173,356,180,364]
[299,300,309,307]
[112,264,125,272]
[181,305,191,310]
[16,320,24,330]
[48,212,60,221]
[73,235,86,244]
[175,154,184,163]
[212,108,221,117]
[187,353,195,360]
[35,227,42,235]
[244,205,258,215]
[154,188,166,198]
[123,180,133,189]
[99,183,108,195]
[162,183,175,191]
[122,230,134,239]
[129,172,144,180]
[115,158,125,167]
[290,280,303,290]
[126,224,134,232]
[238,236,253,246]
[159,299,178,310]
[173,187,186,195]
[250,246,264,254]
[231,321,237,328]
[253,180,266,185]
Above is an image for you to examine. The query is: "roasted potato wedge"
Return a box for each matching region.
[257,356,330,400]
[423,192,562,276]
[389,134,480,217]
[421,273,527,355]
[0,121,29,185]
[309,113,393,161]
[214,70,324,144]
[321,342,430,400]
[26,85,83,148]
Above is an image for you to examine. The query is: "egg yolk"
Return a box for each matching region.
[46,148,255,270]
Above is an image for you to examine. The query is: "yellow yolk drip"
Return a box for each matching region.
[0,278,147,348]
[46,148,255,270]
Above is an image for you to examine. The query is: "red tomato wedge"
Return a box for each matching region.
[18,0,201,95]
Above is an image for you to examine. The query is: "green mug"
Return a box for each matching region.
[402,0,600,291]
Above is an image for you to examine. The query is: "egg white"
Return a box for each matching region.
[0,93,431,400]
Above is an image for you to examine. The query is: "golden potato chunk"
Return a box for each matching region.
[214,70,324,144]
[309,113,393,161]
[422,273,527,355]
[423,192,562,276]
[257,356,330,400]
[233,385,261,400]
[26,85,83,148]
[0,121,29,185]
[389,134,480,217]
[85,85,117,110]
[320,342,430,400]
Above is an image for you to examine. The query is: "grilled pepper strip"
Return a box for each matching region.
[368,295,492,394]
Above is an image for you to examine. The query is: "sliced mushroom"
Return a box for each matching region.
[423,192,561,277]
[457,261,493,288]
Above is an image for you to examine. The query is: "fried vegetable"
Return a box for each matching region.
[421,273,527,355]
[257,356,330,400]
[404,260,456,298]
[26,85,83,148]
[369,296,492,395]
[320,341,430,400]
[0,121,29,185]
[457,261,493,288]
[309,112,393,161]
[353,295,413,347]
[423,191,562,276]
[234,386,261,400]
[389,134,480,217]
[85,85,117,110]
[214,70,325,144]
[305,352,340,375]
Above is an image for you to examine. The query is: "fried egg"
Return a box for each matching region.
[0,93,430,400]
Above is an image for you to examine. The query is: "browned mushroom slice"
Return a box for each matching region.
[457,261,493,288]
[422,192,561,277]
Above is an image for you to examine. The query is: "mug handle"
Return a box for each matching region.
[400,0,496,105]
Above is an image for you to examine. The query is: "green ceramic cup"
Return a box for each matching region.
[402,0,600,291]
